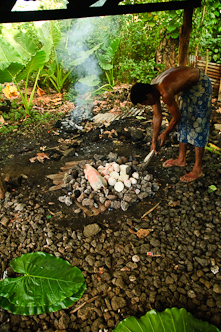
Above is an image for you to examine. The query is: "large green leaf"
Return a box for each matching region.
[2,30,38,62]
[16,50,47,81]
[113,308,221,332]
[0,39,22,71]
[97,53,113,71]
[78,75,100,87]
[69,44,101,67]
[106,38,120,59]
[0,63,25,83]
[34,21,61,62]
[0,252,86,315]
[0,283,86,316]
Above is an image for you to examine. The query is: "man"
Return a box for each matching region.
[130,66,212,183]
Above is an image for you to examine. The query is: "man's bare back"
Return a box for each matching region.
[151,66,200,97]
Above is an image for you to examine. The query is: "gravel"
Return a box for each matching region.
[0,90,220,331]
[0,173,221,331]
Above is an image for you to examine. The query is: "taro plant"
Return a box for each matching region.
[96,34,120,87]
[37,20,102,94]
[114,307,221,332]
[0,50,46,115]
[0,251,86,315]
[35,20,67,94]
[0,27,48,115]
[44,43,101,94]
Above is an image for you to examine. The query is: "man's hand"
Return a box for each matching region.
[158,131,169,146]
[151,141,158,153]
[151,130,168,153]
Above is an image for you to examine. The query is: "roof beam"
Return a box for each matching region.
[0,0,201,24]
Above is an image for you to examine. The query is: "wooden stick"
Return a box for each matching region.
[141,201,161,219]
[69,295,99,314]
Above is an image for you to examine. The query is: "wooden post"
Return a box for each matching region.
[205,49,209,74]
[0,174,6,199]
[178,6,194,66]
[218,78,221,102]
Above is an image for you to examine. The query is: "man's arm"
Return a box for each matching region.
[158,94,181,145]
[151,100,162,152]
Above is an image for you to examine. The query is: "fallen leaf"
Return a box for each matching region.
[29,152,50,163]
[120,267,130,272]
[109,106,121,114]
[2,85,19,99]
[37,87,45,96]
[103,129,118,138]
[168,200,180,207]
[136,228,151,238]
[129,228,152,238]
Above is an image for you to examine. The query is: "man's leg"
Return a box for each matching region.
[163,142,187,167]
[180,146,204,182]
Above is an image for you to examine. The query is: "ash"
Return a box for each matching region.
[58,152,160,213]
[57,103,93,133]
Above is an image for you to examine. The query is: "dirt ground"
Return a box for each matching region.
[0,87,220,228]
[0,86,221,331]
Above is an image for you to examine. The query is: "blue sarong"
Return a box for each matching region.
[177,70,212,147]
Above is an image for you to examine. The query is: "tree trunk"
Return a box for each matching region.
[156,36,177,69]
[178,6,194,66]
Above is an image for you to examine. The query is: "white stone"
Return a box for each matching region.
[108,177,117,186]
[119,164,128,172]
[132,172,139,179]
[112,163,120,172]
[118,173,129,182]
[130,177,137,185]
[110,171,119,180]
[132,255,140,262]
[124,179,131,188]
[114,181,124,192]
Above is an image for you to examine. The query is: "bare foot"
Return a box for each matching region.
[163,159,186,168]
[180,170,203,183]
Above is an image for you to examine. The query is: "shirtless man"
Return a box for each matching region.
[130,66,212,182]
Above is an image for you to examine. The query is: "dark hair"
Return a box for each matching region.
[130,82,154,105]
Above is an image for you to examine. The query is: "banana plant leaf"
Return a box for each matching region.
[0,252,86,315]
[113,308,221,332]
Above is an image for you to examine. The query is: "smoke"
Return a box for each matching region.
[60,18,102,107]
[57,14,120,125]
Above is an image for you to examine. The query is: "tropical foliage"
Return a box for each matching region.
[0,0,220,122]
[0,252,86,315]
[113,307,221,332]
[190,0,221,63]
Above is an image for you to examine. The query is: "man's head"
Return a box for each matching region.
[130,82,157,106]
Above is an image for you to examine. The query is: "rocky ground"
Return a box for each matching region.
[0,86,221,331]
